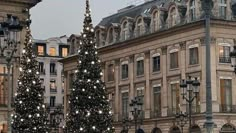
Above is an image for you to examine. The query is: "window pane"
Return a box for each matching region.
[49,47,56,56]
[122,92,129,118]
[62,48,68,57]
[170,52,178,69]
[220,79,232,112]
[153,86,161,114]
[189,47,198,65]
[153,56,160,72]
[171,83,180,114]
[122,64,128,79]
[108,64,114,81]
[219,46,231,63]
[38,45,44,55]
[137,60,144,76]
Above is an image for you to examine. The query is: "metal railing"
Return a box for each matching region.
[39,69,45,75]
[50,88,57,93]
[50,70,57,75]
[219,104,236,113]
[219,56,231,63]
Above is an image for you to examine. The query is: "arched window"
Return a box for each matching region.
[152,11,158,32]
[151,127,162,133]
[122,21,128,40]
[221,124,236,133]
[170,126,181,133]
[219,0,227,19]
[169,7,177,27]
[108,28,113,43]
[136,19,142,37]
[190,0,196,21]
[191,125,201,133]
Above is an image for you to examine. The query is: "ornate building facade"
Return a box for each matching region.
[0,0,40,132]
[60,0,236,132]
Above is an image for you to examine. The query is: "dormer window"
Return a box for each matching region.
[136,19,142,37]
[169,8,177,27]
[49,47,56,56]
[122,21,128,40]
[218,0,227,19]
[108,28,113,43]
[152,11,158,32]
[190,0,196,21]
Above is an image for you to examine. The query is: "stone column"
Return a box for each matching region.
[161,46,168,116]
[144,51,151,118]
[129,55,135,100]
[200,38,206,113]
[180,42,187,111]
[114,59,120,121]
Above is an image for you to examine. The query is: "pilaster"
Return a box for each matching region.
[161,46,168,117]
[114,59,120,121]
[144,50,150,118]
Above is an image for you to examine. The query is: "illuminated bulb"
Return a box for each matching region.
[28,69,32,73]
[72,89,75,91]
[107,127,110,131]
[83,34,86,37]
[76,111,79,114]
[92,126,95,130]
[93,86,96,89]
[80,41,82,45]
[36,71,39,74]
[80,128,83,131]
[36,114,40,117]
[103,87,105,90]
[19,101,22,104]
[91,28,94,32]
[37,106,40,109]
[27,59,30,62]
[38,94,41,97]
[82,89,85,92]
[84,69,87,73]
[87,79,91,82]
[11,114,14,117]
[14,115,17,118]
[99,110,102,114]
[79,61,82,64]
[26,89,29,92]
[14,93,17,96]
[20,119,24,122]
[109,111,112,114]
[78,50,81,53]
[22,49,26,53]
[75,70,78,73]
[88,96,91,99]
[96,80,99,83]
[95,51,98,54]
[32,81,36,84]
[100,72,103,76]
[29,115,32,118]
[34,127,36,130]
[19,82,22,85]
[91,61,95,64]
[98,60,101,63]
[86,27,89,30]
[42,105,45,108]
[87,112,90,116]
[85,51,88,54]
[95,46,97,48]
[76,97,78,100]
[86,13,89,17]
[19,67,23,71]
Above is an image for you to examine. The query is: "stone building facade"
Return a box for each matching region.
[33,36,69,132]
[0,0,40,132]
[60,0,236,132]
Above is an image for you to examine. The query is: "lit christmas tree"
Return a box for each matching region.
[64,0,113,132]
[11,20,49,133]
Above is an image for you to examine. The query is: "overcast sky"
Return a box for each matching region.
[30,0,140,39]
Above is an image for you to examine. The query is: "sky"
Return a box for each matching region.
[30,0,140,39]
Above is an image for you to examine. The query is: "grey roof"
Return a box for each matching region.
[97,0,171,27]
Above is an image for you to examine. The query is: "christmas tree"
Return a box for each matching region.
[64,0,113,132]
[11,20,49,133]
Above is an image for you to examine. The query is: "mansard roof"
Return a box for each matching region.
[98,0,171,27]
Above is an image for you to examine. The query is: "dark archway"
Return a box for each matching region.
[170,126,181,133]
[191,125,201,133]
[151,127,162,133]
[136,128,145,133]
[220,123,236,133]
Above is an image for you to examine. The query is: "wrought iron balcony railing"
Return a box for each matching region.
[219,56,231,63]
[219,104,236,113]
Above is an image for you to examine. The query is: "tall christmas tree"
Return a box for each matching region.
[11,20,49,133]
[65,0,113,132]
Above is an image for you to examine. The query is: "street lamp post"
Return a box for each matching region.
[121,117,130,133]
[130,96,143,132]
[180,76,200,132]
[0,14,22,133]
[175,111,188,133]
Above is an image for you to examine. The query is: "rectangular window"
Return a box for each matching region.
[170,52,178,69]
[50,80,57,92]
[121,64,128,79]
[37,45,45,56]
[62,47,68,57]
[153,86,161,116]
[136,60,144,76]
[40,78,44,91]
[49,47,56,56]
[50,96,56,107]
[153,56,160,72]
[219,46,231,63]
[220,79,232,112]
[108,64,114,82]
[122,92,129,118]
[189,47,199,65]
[38,62,44,74]
[219,0,227,18]
[50,63,56,74]
[190,0,196,21]
[171,83,180,114]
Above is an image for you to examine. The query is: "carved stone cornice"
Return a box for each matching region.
[180,41,186,50]
[161,46,167,55]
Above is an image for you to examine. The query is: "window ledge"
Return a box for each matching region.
[219,62,231,65]
[169,68,179,71]
[136,75,144,78]
[188,64,200,68]
[121,78,129,81]
[107,81,115,84]
[152,71,161,75]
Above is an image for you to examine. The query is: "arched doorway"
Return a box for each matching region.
[136,128,145,133]
[170,126,181,133]
[151,127,162,133]
[220,124,236,133]
[191,125,201,133]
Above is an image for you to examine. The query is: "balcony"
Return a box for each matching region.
[219,104,236,113]
[50,88,57,93]
[39,69,45,75]
[219,56,231,63]
[50,70,57,75]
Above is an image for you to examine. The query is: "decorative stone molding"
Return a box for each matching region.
[200,37,205,46]
[161,46,167,55]
[129,55,134,63]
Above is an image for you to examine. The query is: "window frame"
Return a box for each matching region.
[170,50,179,69]
[121,62,129,79]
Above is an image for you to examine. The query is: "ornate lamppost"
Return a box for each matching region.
[175,111,188,133]
[0,14,23,133]
[180,76,200,132]
[129,96,143,133]
[120,117,131,133]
